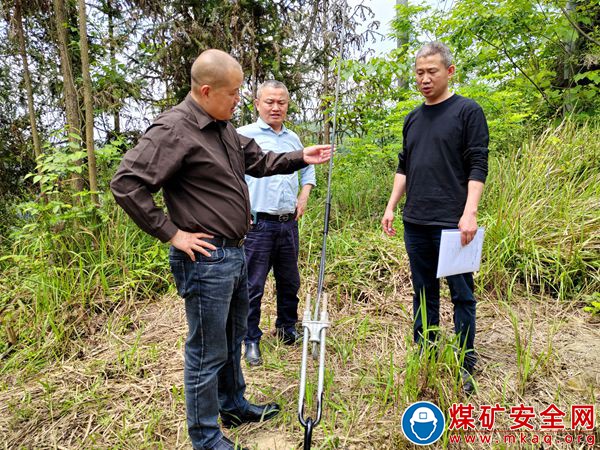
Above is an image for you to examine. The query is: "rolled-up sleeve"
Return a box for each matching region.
[300,164,316,186]
[463,105,489,183]
[298,136,316,186]
[110,123,183,242]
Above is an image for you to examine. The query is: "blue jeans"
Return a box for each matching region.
[244,219,300,343]
[169,246,251,449]
[403,221,477,371]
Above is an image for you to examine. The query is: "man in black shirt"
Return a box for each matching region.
[111,49,331,450]
[381,42,489,395]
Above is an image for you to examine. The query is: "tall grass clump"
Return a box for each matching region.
[298,142,404,300]
[0,197,172,375]
[0,137,172,375]
[327,141,398,224]
[300,119,598,313]
[481,120,599,301]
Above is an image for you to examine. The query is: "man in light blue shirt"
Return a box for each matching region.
[237,80,316,366]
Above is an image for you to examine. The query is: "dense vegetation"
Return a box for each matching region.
[0,0,598,448]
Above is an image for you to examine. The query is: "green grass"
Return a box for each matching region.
[0,119,598,448]
[0,196,172,376]
[481,120,599,300]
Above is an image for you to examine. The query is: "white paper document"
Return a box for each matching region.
[436,228,485,278]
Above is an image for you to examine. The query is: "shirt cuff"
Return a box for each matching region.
[156,221,179,243]
[289,149,309,170]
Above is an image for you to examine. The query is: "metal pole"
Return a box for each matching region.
[314,25,345,322]
[299,12,346,450]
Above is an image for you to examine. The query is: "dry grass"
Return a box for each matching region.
[1,266,599,449]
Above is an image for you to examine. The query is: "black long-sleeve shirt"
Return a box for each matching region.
[110,94,307,242]
[396,94,489,227]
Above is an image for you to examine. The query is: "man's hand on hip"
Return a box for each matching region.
[170,229,217,261]
[303,145,331,165]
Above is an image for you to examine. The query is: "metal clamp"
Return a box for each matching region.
[302,311,330,344]
[298,293,330,449]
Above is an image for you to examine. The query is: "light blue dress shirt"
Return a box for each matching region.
[238,117,316,215]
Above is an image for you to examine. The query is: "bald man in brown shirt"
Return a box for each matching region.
[111,50,330,450]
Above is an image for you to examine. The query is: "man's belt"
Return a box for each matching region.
[256,212,295,222]
[204,236,245,248]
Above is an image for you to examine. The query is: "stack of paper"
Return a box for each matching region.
[436,228,485,278]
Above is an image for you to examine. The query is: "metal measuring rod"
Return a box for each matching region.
[297,18,345,449]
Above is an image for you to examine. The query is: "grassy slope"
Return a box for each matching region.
[0,121,598,448]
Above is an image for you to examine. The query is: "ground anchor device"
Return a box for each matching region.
[298,293,329,450]
[297,19,345,449]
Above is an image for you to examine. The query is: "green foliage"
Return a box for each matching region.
[328,142,397,223]
[480,120,599,300]
[1,0,598,419]
[0,135,169,375]
[583,292,600,316]
[0,200,171,375]
[0,58,36,236]
[321,2,599,307]
[402,297,470,414]
[456,81,537,154]
[305,119,599,305]
[438,0,600,117]
[502,301,556,395]
[335,0,599,134]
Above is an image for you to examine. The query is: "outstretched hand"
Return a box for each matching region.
[303,145,332,165]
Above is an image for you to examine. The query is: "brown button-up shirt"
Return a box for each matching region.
[110,94,307,242]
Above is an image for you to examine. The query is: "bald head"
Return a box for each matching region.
[191,49,243,90]
[189,49,243,121]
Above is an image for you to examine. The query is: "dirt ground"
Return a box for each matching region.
[1,272,599,449]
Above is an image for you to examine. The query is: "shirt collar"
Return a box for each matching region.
[257,117,288,135]
[184,93,226,130]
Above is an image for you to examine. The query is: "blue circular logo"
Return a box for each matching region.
[401,401,445,445]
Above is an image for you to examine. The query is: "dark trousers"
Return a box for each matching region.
[403,221,477,371]
[244,218,300,343]
[169,246,250,449]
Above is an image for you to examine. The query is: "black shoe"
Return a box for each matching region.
[221,402,281,428]
[275,327,302,345]
[244,341,262,366]
[203,436,249,450]
[461,368,476,396]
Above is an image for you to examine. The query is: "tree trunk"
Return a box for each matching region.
[292,0,319,73]
[250,48,258,122]
[53,0,83,192]
[397,0,409,88]
[563,0,577,114]
[78,0,98,205]
[13,0,44,196]
[248,14,258,123]
[107,0,120,135]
